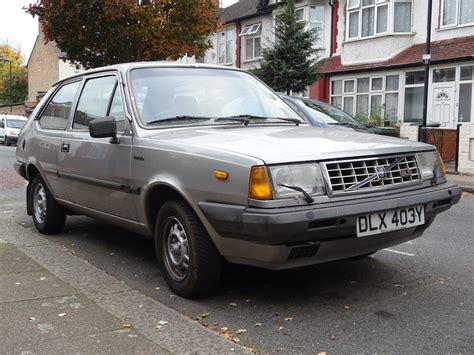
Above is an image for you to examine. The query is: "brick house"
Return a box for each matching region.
[201,0,474,174]
[26,24,81,107]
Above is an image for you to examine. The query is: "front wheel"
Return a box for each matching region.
[155,200,222,298]
[29,175,67,234]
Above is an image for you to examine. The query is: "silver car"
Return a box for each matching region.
[15,63,461,297]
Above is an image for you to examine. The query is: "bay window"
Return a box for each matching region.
[347,0,412,40]
[293,5,325,48]
[442,0,474,27]
[331,74,400,124]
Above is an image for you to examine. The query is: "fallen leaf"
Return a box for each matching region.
[155,325,162,329]
[232,337,240,343]
[343,305,351,309]
[284,317,293,321]
[277,326,284,331]
[220,327,229,332]
[197,311,209,320]
[255,322,262,327]
[138,305,144,309]
[331,335,336,340]
[123,324,131,328]
[229,302,238,307]
[28,317,36,321]
[58,313,66,317]
[158,320,169,325]
[235,328,247,334]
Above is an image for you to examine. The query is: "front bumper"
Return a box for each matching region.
[199,183,461,269]
[5,135,18,145]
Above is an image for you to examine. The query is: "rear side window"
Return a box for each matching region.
[38,81,80,129]
[73,76,118,130]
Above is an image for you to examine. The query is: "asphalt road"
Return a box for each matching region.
[1,145,473,353]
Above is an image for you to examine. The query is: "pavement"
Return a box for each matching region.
[446,172,474,193]
[0,218,246,354]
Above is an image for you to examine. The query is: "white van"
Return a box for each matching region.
[0,115,28,146]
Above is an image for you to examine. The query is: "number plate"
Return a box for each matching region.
[357,205,425,237]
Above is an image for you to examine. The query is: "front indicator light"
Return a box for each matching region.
[249,166,273,200]
[438,151,446,177]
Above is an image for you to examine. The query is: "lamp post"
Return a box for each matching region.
[0,58,13,113]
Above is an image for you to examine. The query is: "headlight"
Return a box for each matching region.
[269,164,326,199]
[417,151,446,181]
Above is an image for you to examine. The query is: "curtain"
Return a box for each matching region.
[394,2,412,32]
[443,0,457,26]
[376,5,388,33]
[349,11,359,38]
[362,6,375,37]
[460,0,474,24]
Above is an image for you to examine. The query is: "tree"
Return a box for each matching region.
[251,0,320,95]
[0,45,27,104]
[26,0,222,68]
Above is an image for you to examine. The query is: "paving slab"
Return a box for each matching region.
[0,270,78,303]
[0,293,127,347]
[4,328,166,355]
[0,243,43,274]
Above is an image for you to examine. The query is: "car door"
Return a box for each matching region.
[57,73,137,220]
[31,81,82,196]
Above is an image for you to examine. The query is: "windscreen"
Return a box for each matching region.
[6,119,26,129]
[130,67,300,126]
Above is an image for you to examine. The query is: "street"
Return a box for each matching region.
[1,145,473,353]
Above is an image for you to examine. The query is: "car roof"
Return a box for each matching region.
[55,62,247,87]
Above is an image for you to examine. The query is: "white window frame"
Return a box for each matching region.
[290,5,325,48]
[217,29,233,65]
[458,64,474,123]
[242,23,262,62]
[440,0,474,29]
[330,73,402,123]
[346,0,413,41]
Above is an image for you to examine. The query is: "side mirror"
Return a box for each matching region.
[89,116,119,144]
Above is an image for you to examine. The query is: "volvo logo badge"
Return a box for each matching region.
[375,166,386,180]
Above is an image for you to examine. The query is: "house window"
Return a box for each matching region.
[459,65,473,122]
[441,0,474,27]
[218,29,233,65]
[331,74,400,124]
[294,5,325,48]
[347,0,412,40]
[403,70,425,123]
[240,23,262,61]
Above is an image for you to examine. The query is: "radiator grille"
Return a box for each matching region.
[324,155,420,193]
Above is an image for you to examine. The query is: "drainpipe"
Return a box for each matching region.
[236,22,241,68]
[420,0,433,143]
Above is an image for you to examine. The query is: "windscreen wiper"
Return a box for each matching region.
[278,183,314,203]
[328,122,366,130]
[215,114,302,125]
[147,115,211,125]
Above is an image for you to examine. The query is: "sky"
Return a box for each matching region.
[0,0,239,63]
[0,1,38,63]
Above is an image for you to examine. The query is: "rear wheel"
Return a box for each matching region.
[155,199,222,298]
[29,175,67,234]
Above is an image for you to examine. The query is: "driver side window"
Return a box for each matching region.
[73,75,126,132]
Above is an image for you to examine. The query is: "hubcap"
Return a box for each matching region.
[33,183,47,224]
[163,217,190,281]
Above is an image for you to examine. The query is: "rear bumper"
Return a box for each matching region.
[199,183,462,269]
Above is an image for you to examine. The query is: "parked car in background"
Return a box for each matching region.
[0,115,27,146]
[281,95,369,132]
[15,63,461,298]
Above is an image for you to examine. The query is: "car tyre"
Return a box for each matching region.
[155,199,222,298]
[29,175,67,234]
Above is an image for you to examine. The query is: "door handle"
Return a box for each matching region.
[61,143,70,152]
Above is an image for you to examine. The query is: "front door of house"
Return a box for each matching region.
[431,84,456,128]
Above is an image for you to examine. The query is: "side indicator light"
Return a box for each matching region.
[214,170,229,180]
